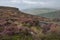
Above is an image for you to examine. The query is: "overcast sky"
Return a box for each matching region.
[0,0,60,10]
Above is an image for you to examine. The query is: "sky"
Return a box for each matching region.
[0,0,60,10]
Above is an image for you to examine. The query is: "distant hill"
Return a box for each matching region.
[23,8,56,15]
[23,8,60,18]
[37,10,60,18]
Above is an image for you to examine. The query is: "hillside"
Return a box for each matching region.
[0,6,60,40]
[23,8,56,15]
[37,10,60,18]
[37,10,60,23]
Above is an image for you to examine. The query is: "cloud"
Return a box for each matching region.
[0,0,60,10]
[10,0,21,3]
[23,1,37,4]
[22,0,47,5]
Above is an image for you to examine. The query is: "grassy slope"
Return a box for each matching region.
[37,10,60,18]
[0,7,60,40]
